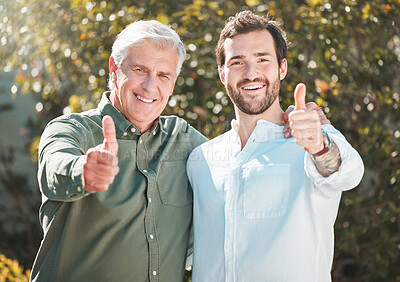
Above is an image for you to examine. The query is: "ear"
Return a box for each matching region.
[218,66,226,86]
[279,58,288,81]
[167,76,178,97]
[109,56,118,83]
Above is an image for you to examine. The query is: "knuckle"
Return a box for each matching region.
[306,102,316,109]
[311,111,319,119]
[87,148,97,156]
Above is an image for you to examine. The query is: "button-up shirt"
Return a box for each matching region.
[187,119,364,282]
[30,93,207,282]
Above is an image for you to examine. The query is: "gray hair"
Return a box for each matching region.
[108,20,186,91]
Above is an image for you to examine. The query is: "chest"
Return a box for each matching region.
[195,142,310,218]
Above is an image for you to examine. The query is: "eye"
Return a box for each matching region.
[230,61,242,66]
[159,73,170,80]
[259,58,270,63]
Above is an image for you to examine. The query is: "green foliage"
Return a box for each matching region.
[1,0,399,280]
[0,149,41,274]
[0,254,30,282]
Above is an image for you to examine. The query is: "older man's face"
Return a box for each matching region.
[111,40,178,132]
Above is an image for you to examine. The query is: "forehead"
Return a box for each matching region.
[224,30,276,60]
[123,41,179,73]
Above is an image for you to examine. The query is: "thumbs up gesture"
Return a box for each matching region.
[83,115,119,192]
[101,115,119,156]
[287,83,324,154]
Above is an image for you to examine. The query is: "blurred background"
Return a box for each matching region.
[0,0,399,281]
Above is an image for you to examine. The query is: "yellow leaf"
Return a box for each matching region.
[316,97,324,107]
[383,4,392,11]
[245,0,260,7]
[362,3,370,19]
[307,0,323,7]
[156,14,169,25]
[69,95,80,110]
[269,6,275,16]
[208,1,219,10]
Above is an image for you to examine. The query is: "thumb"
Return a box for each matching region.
[294,83,307,111]
[101,115,118,156]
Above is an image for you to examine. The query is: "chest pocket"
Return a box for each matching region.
[157,160,192,207]
[242,163,290,218]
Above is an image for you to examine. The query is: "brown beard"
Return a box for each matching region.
[226,76,281,115]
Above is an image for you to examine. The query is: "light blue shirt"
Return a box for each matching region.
[187,119,364,282]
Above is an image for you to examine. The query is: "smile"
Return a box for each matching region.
[135,94,155,103]
[242,85,264,90]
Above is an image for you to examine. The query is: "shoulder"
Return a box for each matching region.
[188,130,231,162]
[41,109,101,147]
[45,109,100,132]
[160,115,207,141]
[159,115,193,133]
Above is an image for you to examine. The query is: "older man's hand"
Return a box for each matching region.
[83,115,119,192]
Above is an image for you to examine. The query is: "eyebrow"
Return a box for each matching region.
[125,61,174,76]
[227,52,274,62]
[128,63,149,71]
[255,52,274,57]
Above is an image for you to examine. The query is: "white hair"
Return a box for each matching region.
[108,20,186,91]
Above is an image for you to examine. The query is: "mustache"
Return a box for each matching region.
[237,77,269,88]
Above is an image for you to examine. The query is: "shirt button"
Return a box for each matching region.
[153,271,157,276]
[77,186,81,192]
[139,139,143,144]
[131,128,136,133]
[150,234,154,239]
[152,131,156,135]
[143,169,148,173]
[123,132,127,137]
[148,198,152,203]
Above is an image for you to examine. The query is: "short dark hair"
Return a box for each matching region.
[216,10,288,67]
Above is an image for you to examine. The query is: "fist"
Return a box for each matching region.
[287,83,324,154]
[82,115,119,192]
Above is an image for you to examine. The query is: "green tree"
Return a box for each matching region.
[1,0,399,280]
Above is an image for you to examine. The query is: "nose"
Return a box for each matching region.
[244,62,259,81]
[142,74,158,93]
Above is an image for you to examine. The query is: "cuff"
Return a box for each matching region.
[305,125,364,197]
[69,155,89,198]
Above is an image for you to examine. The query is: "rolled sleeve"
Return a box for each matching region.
[305,124,364,198]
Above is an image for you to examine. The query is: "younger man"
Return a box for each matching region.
[187,11,364,282]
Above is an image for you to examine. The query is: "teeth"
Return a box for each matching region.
[243,85,263,90]
[135,94,154,103]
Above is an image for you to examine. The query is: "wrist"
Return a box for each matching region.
[313,130,331,157]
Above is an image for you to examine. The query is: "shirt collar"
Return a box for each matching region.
[98,92,161,138]
[230,119,285,144]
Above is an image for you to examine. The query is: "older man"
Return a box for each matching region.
[30,20,207,282]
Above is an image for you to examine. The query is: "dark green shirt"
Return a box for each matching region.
[30,93,207,282]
